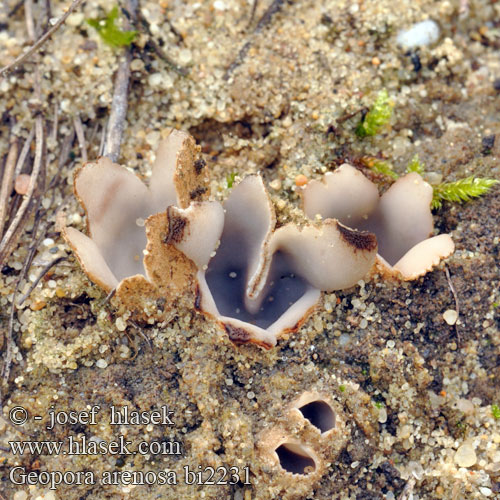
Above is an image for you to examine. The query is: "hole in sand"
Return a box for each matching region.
[275,443,316,475]
[297,400,336,433]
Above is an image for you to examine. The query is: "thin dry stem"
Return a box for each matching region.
[13,126,35,179]
[0,136,19,237]
[103,0,138,162]
[73,114,88,163]
[0,116,44,267]
[17,255,67,306]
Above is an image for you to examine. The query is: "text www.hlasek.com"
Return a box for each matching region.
[9,434,177,456]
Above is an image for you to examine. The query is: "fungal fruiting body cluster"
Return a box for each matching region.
[64,130,454,347]
[63,130,208,316]
[256,391,347,498]
[167,175,377,348]
[301,164,454,280]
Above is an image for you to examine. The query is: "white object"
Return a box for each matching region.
[397,20,440,50]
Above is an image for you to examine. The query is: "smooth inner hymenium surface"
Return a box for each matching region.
[206,232,310,329]
[276,443,316,475]
[298,400,336,433]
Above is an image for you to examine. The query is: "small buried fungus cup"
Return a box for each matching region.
[256,389,347,495]
[301,164,454,280]
[62,129,209,316]
[167,175,378,348]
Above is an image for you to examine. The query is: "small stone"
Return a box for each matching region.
[454,443,477,467]
[397,20,440,50]
[13,492,28,500]
[481,134,495,155]
[178,48,192,65]
[30,300,46,311]
[269,179,282,190]
[443,309,458,325]
[295,174,308,187]
[148,73,163,87]
[479,487,492,497]
[130,59,145,72]
[96,359,108,369]
[115,317,127,331]
[455,398,474,415]
[378,406,387,423]
[14,174,31,195]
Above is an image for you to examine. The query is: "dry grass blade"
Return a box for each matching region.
[103,0,138,162]
[2,226,47,384]
[13,125,35,179]
[0,0,85,77]
[103,52,132,162]
[445,264,461,344]
[0,116,44,267]
[0,135,19,238]
[73,114,88,163]
[17,255,67,306]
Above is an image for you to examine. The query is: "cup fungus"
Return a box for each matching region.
[301,164,455,280]
[64,130,378,345]
[167,175,378,348]
[257,391,345,490]
[62,129,208,314]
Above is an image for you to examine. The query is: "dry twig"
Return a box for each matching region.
[247,0,259,29]
[445,264,461,343]
[0,0,85,77]
[0,135,19,238]
[103,0,138,162]
[73,114,88,163]
[0,116,44,267]
[17,256,67,306]
[13,125,35,180]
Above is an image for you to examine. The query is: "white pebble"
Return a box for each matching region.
[115,317,127,331]
[148,73,163,87]
[213,0,227,11]
[179,49,192,65]
[443,309,458,325]
[378,406,387,424]
[454,443,477,467]
[269,179,282,190]
[96,359,108,369]
[479,487,492,497]
[397,20,440,50]
[13,492,28,500]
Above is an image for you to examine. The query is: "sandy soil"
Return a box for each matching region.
[0,0,499,499]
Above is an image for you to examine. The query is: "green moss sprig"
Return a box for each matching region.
[87,6,137,48]
[356,89,393,138]
[361,157,399,180]
[362,153,497,210]
[406,154,424,174]
[226,172,237,188]
[431,177,499,210]
[492,404,500,420]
